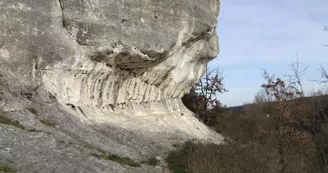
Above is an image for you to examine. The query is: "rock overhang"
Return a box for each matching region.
[0,0,224,147]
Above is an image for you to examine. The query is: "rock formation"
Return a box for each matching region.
[0,0,223,172]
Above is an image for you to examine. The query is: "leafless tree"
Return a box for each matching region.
[283,57,309,98]
[195,65,227,111]
[183,64,227,125]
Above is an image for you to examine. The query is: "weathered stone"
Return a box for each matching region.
[0,0,222,172]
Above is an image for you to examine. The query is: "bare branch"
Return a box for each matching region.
[318,65,328,92]
[189,64,227,111]
[319,65,328,82]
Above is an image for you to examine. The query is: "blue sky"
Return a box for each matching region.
[211,0,328,106]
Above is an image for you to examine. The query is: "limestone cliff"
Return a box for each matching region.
[0,0,223,172]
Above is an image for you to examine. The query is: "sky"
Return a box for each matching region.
[211,0,328,107]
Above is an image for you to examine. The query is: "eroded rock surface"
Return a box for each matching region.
[0,0,223,172]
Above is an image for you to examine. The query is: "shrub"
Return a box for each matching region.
[166,140,315,173]
[260,62,328,172]
[166,152,188,173]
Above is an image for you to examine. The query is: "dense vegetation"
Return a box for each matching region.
[175,61,328,173]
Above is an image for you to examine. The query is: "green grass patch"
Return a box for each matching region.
[0,114,25,130]
[89,152,140,167]
[166,152,188,173]
[39,120,56,127]
[0,165,17,173]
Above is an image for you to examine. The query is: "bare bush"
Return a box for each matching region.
[261,60,328,173]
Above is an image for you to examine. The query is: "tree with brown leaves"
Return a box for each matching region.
[183,65,227,126]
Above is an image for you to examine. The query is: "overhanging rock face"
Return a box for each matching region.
[43,0,220,115]
[0,0,223,172]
